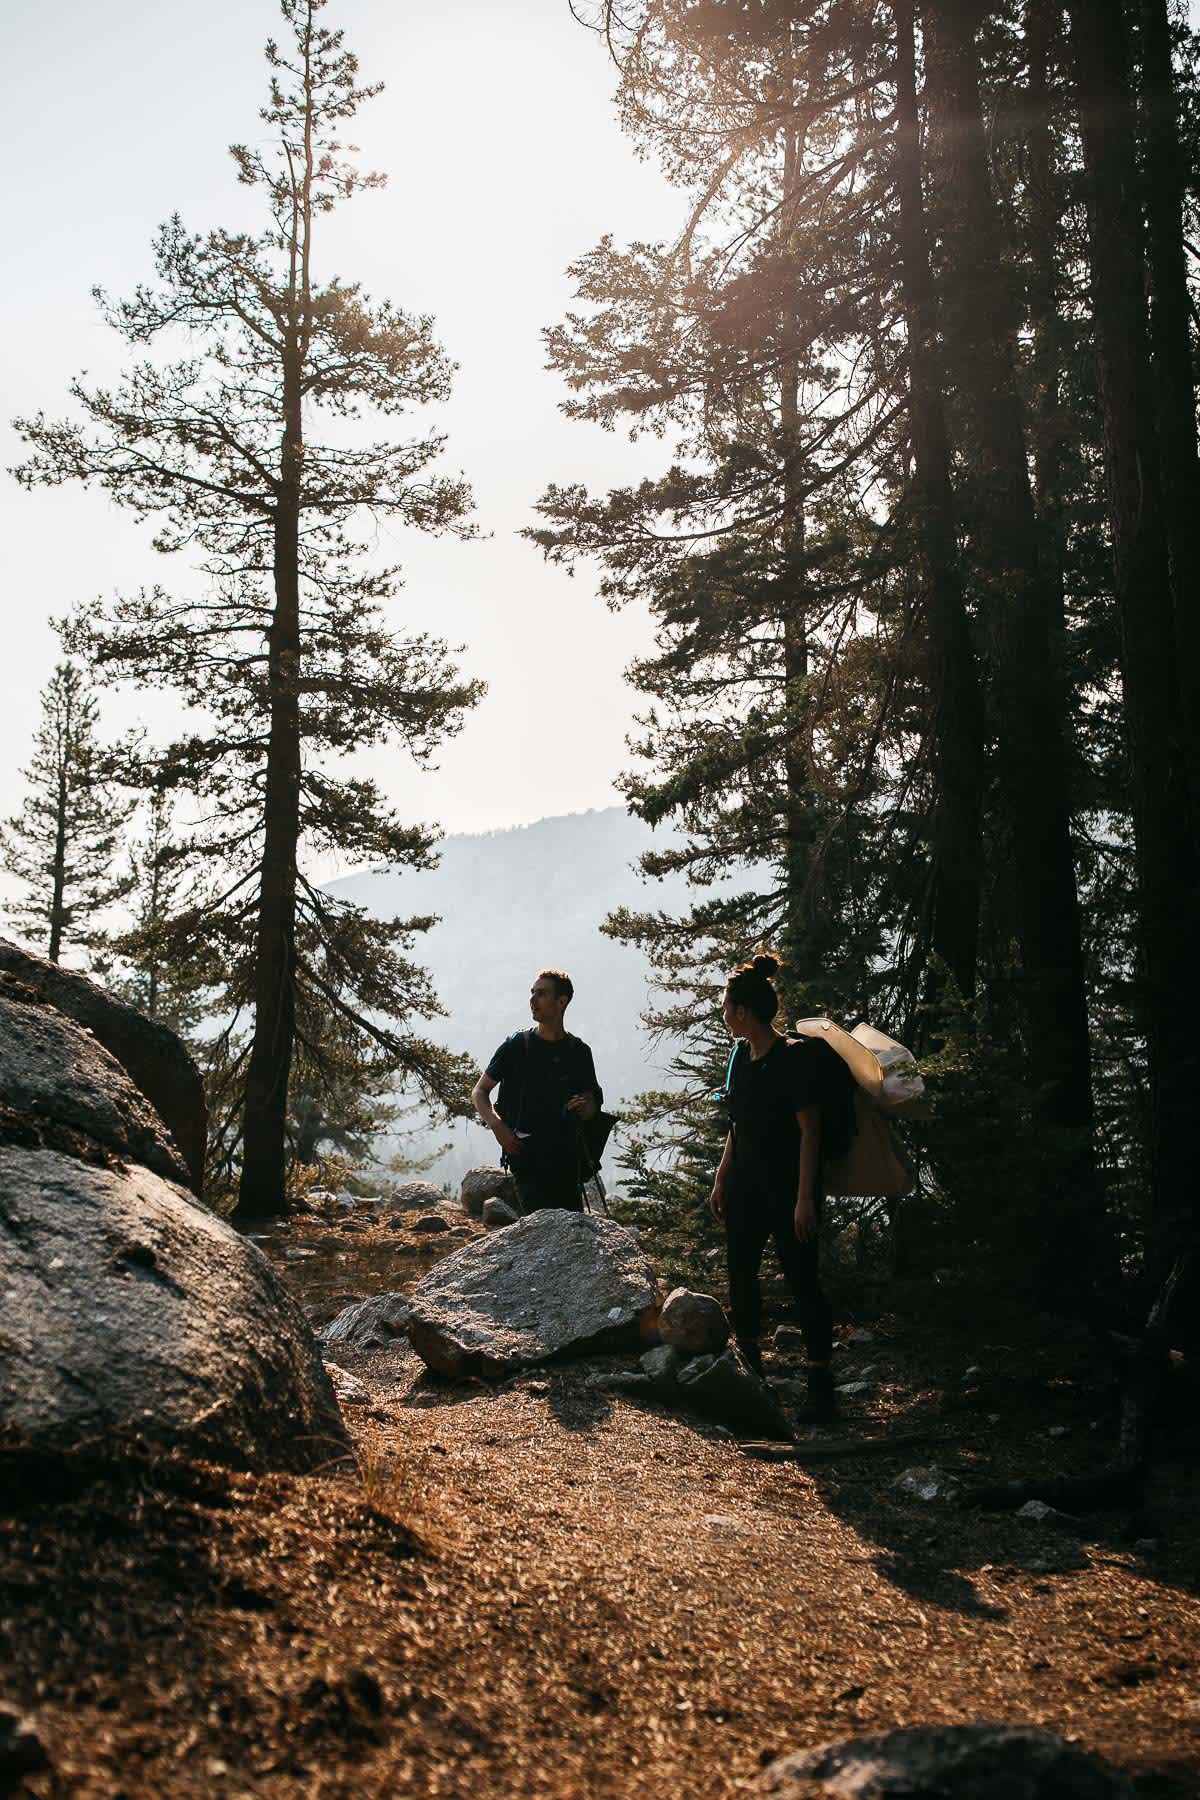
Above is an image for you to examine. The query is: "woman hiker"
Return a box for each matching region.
[708,952,855,1424]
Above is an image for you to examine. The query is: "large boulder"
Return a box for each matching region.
[459,1165,518,1219]
[320,1293,412,1351]
[0,976,191,1189]
[406,1210,660,1378]
[659,1286,729,1355]
[0,1144,346,1471]
[761,1726,1134,1799]
[0,939,205,1194]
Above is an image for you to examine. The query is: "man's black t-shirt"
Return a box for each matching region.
[726,1035,855,1199]
[485,1030,601,1155]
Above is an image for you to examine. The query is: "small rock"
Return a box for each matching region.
[326,1367,371,1407]
[892,1466,963,1505]
[701,1513,744,1531]
[640,1344,684,1384]
[412,1214,451,1234]
[0,1706,49,1779]
[962,1364,983,1382]
[384,1181,447,1214]
[677,1345,793,1440]
[760,1723,1134,1798]
[1047,1425,1068,1438]
[459,1166,518,1219]
[482,1197,519,1228]
[836,1380,876,1398]
[659,1287,729,1355]
[1017,1499,1083,1532]
[320,1293,411,1351]
[282,1245,317,1260]
[845,1326,876,1344]
[773,1325,807,1352]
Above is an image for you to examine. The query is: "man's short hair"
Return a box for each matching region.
[538,968,574,1002]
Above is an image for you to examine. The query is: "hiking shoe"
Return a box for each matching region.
[735,1338,765,1377]
[794,1365,839,1425]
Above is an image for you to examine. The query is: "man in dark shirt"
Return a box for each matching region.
[470,969,602,1214]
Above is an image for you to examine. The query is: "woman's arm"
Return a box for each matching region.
[795,1104,821,1240]
[709,1130,734,1221]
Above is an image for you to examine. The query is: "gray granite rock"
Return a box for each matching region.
[482,1196,519,1228]
[384,1181,448,1213]
[0,979,191,1188]
[0,1144,345,1471]
[761,1724,1134,1798]
[658,1286,729,1355]
[320,1292,411,1350]
[460,1165,518,1218]
[640,1343,685,1383]
[406,1210,659,1378]
[891,1465,964,1504]
[412,1213,452,1234]
[677,1345,793,1440]
[0,939,205,1194]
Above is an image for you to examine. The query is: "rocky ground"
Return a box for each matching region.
[2,1199,1198,1799]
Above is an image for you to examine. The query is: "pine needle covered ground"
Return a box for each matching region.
[2,1215,1198,1799]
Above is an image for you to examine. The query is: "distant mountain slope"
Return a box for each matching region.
[327,806,700,1187]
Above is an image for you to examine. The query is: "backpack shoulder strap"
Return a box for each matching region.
[715,1038,745,1101]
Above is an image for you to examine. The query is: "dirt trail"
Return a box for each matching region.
[5,1329,1199,1799]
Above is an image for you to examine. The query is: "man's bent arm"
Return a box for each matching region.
[471,1072,519,1155]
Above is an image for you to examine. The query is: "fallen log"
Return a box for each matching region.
[739,1431,943,1465]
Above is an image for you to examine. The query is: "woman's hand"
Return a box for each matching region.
[794,1193,817,1242]
[709,1181,725,1222]
[566,1091,597,1121]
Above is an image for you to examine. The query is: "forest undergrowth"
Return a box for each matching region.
[2,1211,1197,1800]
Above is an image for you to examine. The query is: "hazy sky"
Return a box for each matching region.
[0,0,682,870]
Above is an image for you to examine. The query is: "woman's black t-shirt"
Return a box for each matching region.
[726,1035,854,1199]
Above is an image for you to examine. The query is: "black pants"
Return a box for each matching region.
[512,1149,583,1215]
[724,1185,832,1363]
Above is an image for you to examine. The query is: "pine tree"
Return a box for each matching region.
[13,0,481,1219]
[107,788,216,1038]
[1,662,134,965]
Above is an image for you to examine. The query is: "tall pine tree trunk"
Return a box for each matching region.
[923,0,1099,1282]
[48,759,67,966]
[894,0,985,1003]
[1026,0,1068,640]
[236,352,304,1221]
[1066,0,1200,1275]
[1138,0,1200,774]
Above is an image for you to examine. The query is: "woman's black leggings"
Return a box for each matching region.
[724,1187,833,1363]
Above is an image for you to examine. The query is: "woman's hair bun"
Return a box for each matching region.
[750,951,780,978]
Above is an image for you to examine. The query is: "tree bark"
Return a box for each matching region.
[922,0,1098,1281]
[1065,0,1200,1275]
[1137,0,1200,789]
[48,761,67,966]
[893,0,985,1003]
[236,350,304,1222]
[1025,0,1068,642]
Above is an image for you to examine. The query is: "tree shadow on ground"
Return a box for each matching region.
[765,1294,1200,1627]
